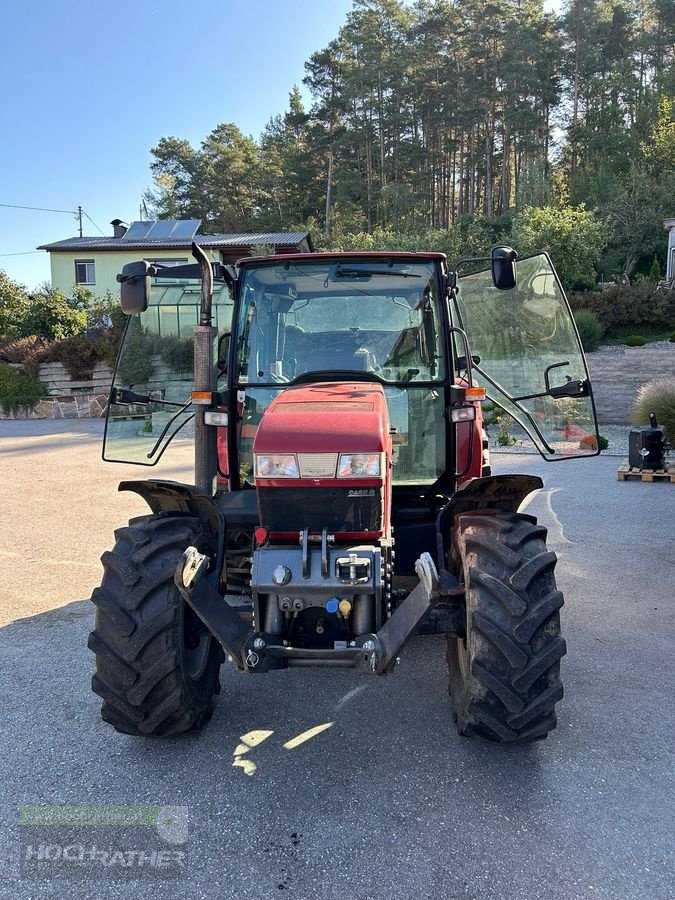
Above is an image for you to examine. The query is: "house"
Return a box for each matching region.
[38,219,313,298]
[664,218,675,281]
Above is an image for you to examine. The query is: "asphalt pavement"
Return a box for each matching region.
[0,420,673,899]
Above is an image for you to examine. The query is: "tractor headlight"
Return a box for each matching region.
[450,406,476,423]
[337,453,382,477]
[255,454,299,478]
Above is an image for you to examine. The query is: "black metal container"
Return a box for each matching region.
[628,412,666,469]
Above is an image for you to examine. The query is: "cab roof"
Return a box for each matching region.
[237,250,448,268]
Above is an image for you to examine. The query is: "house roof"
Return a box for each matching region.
[38,231,312,252]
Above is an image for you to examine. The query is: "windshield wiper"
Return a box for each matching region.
[332,266,421,279]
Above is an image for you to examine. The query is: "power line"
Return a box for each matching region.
[0,250,42,257]
[81,209,105,236]
[0,202,76,215]
[1,202,107,238]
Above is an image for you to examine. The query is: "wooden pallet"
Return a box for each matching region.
[617,464,675,483]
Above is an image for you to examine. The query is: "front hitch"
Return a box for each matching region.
[176,548,441,676]
[175,547,253,671]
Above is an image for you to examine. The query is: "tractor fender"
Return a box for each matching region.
[436,474,543,569]
[118,479,223,540]
[444,474,544,519]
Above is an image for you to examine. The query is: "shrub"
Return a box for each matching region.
[648,256,662,283]
[574,309,603,352]
[0,362,47,414]
[632,375,675,441]
[625,335,647,346]
[495,412,517,446]
[567,282,675,334]
[511,205,608,290]
[115,321,154,385]
[0,271,30,338]
[158,336,194,373]
[86,292,127,333]
[670,332,675,343]
[19,288,87,341]
[50,333,104,380]
[0,335,51,370]
[36,328,122,381]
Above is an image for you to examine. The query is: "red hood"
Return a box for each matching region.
[253,382,389,454]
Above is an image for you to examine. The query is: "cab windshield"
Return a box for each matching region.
[234,258,448,485]
[235,260,445,384]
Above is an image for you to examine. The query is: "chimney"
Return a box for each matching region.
[111,218,127,238]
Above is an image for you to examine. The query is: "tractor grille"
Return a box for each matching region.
[257,486,382,533]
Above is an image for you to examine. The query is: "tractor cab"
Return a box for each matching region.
[91,245,599,744]
[104,250,598,484]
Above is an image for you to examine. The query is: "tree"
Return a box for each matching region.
[146,126,261,231]
[305,42,348,235]
[259,88,324,228]
[139,0,670,269]
[0,272,30,338]
[146,137,202,219]
[511,204,608,288]
[200,124,261,231]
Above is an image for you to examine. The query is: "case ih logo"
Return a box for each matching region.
[347,489,376,498]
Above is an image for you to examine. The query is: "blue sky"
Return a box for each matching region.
[0,0,359,289]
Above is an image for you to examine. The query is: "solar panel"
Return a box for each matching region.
[122,219,202,241]
[170,219,201,239]
[146,220,177,239]
[123,221,154,239]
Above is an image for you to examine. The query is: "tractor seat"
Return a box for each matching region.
[304,347,372,373]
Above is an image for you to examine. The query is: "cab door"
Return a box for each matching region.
[453,253,600,460]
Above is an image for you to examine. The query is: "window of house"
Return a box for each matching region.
[75,260,95,285]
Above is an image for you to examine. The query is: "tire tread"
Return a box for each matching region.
[88,514,221,737]
[447,511,566,744]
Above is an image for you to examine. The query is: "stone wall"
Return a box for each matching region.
[586,344,675,424]
[0,361,112,420]
[38,361,112,397]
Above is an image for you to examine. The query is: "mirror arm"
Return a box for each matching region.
[110,387,187,408]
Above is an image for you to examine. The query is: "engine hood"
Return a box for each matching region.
[253,382,390,454]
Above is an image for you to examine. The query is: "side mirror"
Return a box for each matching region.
[217,331,230,375]
[116,261,154,314]
[491,246,517,291]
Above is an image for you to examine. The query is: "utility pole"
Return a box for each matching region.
[77,205,83,237]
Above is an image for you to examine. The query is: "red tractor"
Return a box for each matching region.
[90,245,599,743]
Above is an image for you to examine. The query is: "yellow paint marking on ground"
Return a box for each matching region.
[235,729,274,751]
[283,722,334,750]
[232,759,258,777]
[231,730,274,777]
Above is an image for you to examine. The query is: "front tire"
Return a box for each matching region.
[447,511,566,743]
[88,513,222,736]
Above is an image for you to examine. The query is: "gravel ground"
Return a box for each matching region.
[590,340,675,355]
